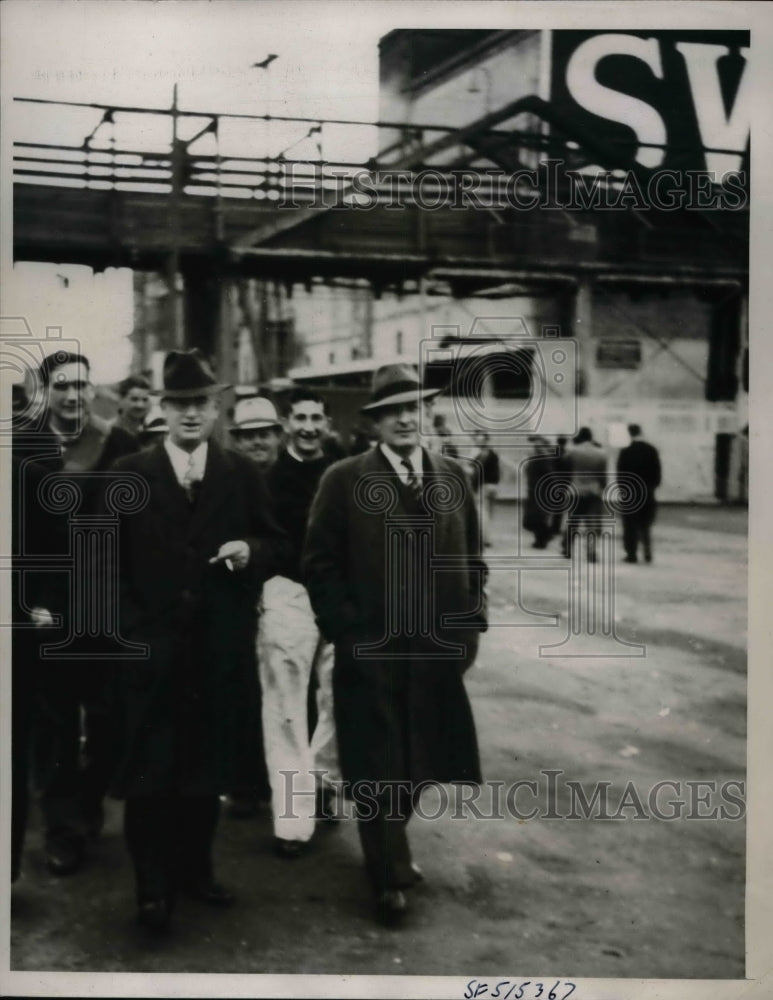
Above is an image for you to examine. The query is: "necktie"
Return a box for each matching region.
[401,457,423,505]
[182,453,198,504]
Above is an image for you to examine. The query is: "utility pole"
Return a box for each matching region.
[167,83,184,347]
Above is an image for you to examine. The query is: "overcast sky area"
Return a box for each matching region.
[2,0,389,383]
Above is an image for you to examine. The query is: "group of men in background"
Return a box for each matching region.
[522,424,662,565]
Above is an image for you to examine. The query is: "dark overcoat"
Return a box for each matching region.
[107,440,285,798]
[303,446,485,790]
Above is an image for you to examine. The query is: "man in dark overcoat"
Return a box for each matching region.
[617,423,662,563]
[108,350,286,931]
[13,351,138,876]
[303,364,486,925]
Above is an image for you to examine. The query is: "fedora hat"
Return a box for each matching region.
[229,395,281,433]
[158,349,230,399]
[361,363,441,413]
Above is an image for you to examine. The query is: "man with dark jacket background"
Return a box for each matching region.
[13,351,138,877]
[617,423,662,563]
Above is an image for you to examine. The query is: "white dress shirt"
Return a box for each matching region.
[164,439,208,486]
[379,443,423,483]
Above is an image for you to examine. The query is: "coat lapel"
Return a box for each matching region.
[188,441,236,538]
[142,443,191,527]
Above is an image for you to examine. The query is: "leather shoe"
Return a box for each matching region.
[274,838,307,859]
[183,879,235,907]
[46,838,84,877]
[376,889,408,926]
[137,898,172,932]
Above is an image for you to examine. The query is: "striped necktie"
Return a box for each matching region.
[182,453,198,504]
[401,457,423,505]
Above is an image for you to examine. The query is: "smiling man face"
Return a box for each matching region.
[284,395,328,461]
[46,359,94,431]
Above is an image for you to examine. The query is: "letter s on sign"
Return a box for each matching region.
[565,33,666,169]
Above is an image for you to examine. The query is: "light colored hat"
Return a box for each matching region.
[230,395,281,432]
[142,403,169,435]
[361,363,441,413]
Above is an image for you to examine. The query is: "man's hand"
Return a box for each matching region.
[209,540,251,572]
[30,606,54,627]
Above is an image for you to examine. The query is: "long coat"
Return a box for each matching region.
[303,446,485,790]
[107,440,286,798]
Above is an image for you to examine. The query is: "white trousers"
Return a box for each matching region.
[257,576,339,843]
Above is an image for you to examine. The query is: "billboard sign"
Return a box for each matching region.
[550,31,750,177]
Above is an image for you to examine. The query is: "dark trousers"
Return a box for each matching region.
[124,793,220,903]
[622,497,656,561]
[12,630,37,880]
[565,495,604,558]
[356,783,423,892]
[34,659,120,846]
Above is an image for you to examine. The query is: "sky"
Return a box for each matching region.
[2,0,388,383]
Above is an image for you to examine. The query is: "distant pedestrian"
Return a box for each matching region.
[472,431,500,547]
[522,436,554,549]
[431,412,459,457]
[617,423,661,563]
[565,427,607,561]
[138,404,169,448]
[550,436,571,545]
[113,374,151,438]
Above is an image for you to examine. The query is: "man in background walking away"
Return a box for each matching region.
[108,350,286,932]
[471,431,500,547]
[617,423,662,564]
[565,426,607,562]
[304,364,485,925]
[259,387,340,858]
[13,351,138,877]
[113,374,151,438]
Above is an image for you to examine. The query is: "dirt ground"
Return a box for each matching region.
[9,504,747,981]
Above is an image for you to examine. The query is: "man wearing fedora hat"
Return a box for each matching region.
[303,363,486,925]
[107,350,286,932]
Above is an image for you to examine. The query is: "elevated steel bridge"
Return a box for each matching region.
[13,93,748,292]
